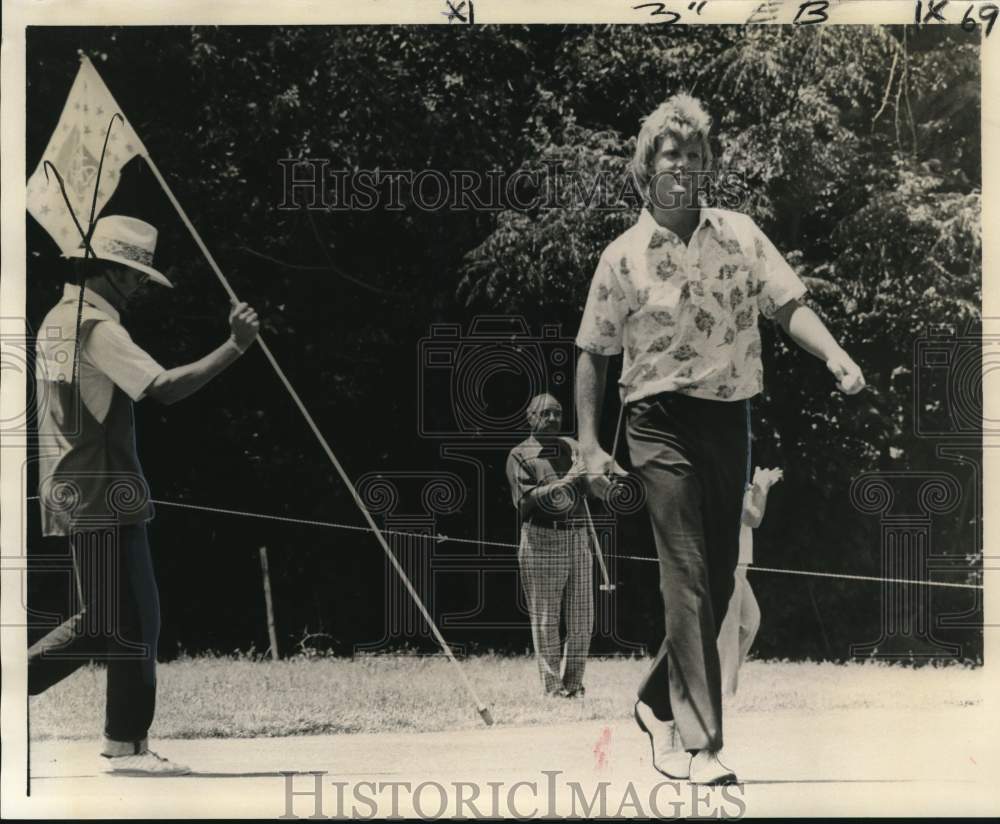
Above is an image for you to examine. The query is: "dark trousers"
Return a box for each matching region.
[627,393,749,751]
[28,523,160,744]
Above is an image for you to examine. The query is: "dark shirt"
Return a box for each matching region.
[505,435,586,522]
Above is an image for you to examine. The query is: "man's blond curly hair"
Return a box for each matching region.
[630,94,714,194]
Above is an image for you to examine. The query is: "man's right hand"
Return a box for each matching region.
[229,300,260,352]
[580,444,628,500]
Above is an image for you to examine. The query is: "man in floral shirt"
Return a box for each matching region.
[575,94,865,785]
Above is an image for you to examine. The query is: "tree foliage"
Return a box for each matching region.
[25,25,982,661]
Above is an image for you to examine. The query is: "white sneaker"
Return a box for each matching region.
[689,749,737,785]
[634,700,691,779]
[103,749,191,777]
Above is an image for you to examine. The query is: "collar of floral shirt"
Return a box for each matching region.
[635,206,726,248]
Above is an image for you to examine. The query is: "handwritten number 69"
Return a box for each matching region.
[962,3,998,36]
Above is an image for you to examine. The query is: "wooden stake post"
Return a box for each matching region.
[259,546,279,661]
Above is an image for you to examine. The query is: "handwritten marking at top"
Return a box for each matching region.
[914,0,997,36]
[747,0,783,24]
[962,3,998,35]
[443,0,474,24]
[915,0,949,24]
[793,0,830,24]
[633,2,683,23]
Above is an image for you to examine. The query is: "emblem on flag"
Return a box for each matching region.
[26,56,146,255]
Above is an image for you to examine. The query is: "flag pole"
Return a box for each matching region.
[140,152,494,727]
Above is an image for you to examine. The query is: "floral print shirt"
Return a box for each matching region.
[576,208,807,404]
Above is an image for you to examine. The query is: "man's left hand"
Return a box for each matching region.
[751,466,783,492]
[826,350,865,395]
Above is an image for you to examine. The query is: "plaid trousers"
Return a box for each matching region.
[518,523,594,695]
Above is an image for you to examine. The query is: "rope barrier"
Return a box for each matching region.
[25,495,983,591]
[745,565,981,591]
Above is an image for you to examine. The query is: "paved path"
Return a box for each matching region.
[21,705,999,817]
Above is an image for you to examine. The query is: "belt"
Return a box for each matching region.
[525,517,585,531]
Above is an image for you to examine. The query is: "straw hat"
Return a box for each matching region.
[67,215,172,288]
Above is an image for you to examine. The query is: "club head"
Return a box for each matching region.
[599,584,617,592]
[478,706,494,726]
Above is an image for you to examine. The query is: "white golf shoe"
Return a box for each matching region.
[103,748,191,777]
[689,749,737,785]
[633,700,692,779]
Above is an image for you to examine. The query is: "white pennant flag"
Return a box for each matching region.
[26,55,146,255]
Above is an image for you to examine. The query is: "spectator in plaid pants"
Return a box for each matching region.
[506,394,594,698]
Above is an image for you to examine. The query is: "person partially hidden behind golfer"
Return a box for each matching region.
[29,215,260,776]
[575,94,865,784]
[506,394,594,698]
[717,466,782,697]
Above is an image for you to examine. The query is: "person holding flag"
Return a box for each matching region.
[26,53,497,773]
[28,215,261,775]
[27,56,261,776]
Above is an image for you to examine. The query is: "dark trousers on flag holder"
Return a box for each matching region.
[627,393,749,752]
[29,522,160,745]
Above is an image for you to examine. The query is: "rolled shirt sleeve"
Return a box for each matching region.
[751,225,808,321]
[575,254,630,355]
[84,321,166,401]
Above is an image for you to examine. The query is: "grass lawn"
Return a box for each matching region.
[28,655,984,741]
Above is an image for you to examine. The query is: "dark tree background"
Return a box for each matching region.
[24,25,983,663]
